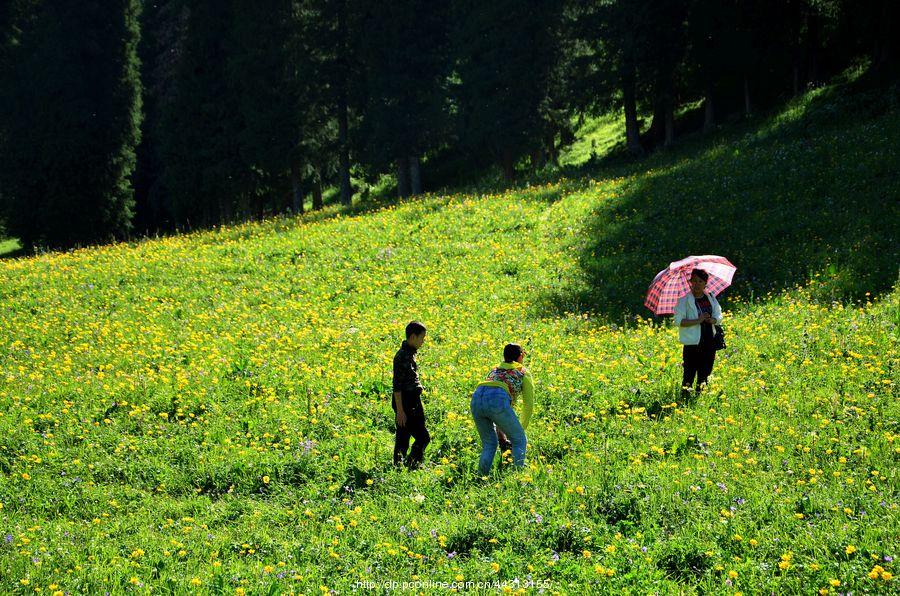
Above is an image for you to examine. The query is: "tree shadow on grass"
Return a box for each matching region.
[536,81,900,322]
[0,246,27,260]
[0,237,25,260]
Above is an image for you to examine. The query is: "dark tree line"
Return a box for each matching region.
[0,0,142,250]
[0,0,897,250]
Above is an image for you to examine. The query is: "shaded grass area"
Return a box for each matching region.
[0,238,21,259]
[538,81,900,321]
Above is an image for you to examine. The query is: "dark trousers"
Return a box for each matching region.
[682,343,716,391]
[393,391,430,468]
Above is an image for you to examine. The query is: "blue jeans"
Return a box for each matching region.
[470,385,527,474]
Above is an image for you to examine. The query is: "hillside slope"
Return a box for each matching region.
[0,82,897,593]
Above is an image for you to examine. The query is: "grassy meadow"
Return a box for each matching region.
[0,82,898,594]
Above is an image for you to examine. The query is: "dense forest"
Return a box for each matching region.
[0,0,897,249]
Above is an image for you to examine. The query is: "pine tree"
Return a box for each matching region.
[157,0,244,227]
[453,0,563,180]
[643,0,689,148]
[0,0,142,250]
[0,1,38,238]
[357,0,451,197]
[230,0,304,216]
[593,0,653,153]
[133,0,188,233]
[300,0,366,206]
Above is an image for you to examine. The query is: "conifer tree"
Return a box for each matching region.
[452,0,563,180]
[0,0,142,249]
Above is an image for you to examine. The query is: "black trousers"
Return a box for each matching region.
[682,343,716,391]
[392,391,430,468]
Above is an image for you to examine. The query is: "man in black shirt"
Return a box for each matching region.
[392,321,430,469]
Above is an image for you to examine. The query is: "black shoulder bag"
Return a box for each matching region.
[713,325,726,351]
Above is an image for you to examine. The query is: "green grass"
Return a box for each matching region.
[0,238,20,258]
[0,80,897,594]
[559,112,628,167]
[543,83,900,322]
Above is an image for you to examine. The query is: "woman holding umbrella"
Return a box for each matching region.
[673,269,723,393]
[645,255,734,395]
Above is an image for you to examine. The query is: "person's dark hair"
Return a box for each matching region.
[690,268,709,282]
[503,343,523,363]
[405,321,427,338]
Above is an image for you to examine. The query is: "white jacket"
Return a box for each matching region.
[673,292,723,345]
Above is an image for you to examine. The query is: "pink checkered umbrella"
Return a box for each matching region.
[644,255,736,315]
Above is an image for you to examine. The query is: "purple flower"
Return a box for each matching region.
[4,534,12,544]
[717,482,727,492]
[551,551,560,562]
[447,551,457,559]
[641,546,648,553]
[885,555,893,563]
[430,529,437,538]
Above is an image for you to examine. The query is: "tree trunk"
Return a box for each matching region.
[396,156,410,198]
[20,234,34,255]
[884,1,897,76]
[313,172,322,211]
[530,147,544,171]
[656,83,672,147]
[500,149,515,182]
[743,77,751,116]
[647,100,665,146]
[664,101,675,148]
[202,199,212,229]
[218,195,232,225]
[256,193,266,220]
[336,2,352,207]
[648,66,676,149]
[807,10,820,86]
[872,0,897,78]
[409,155,422,195]
[703,86,715,133]
[622,62,642,154]
[545,130,559,166]
[290,164,305,214]
[338,97,352,206]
